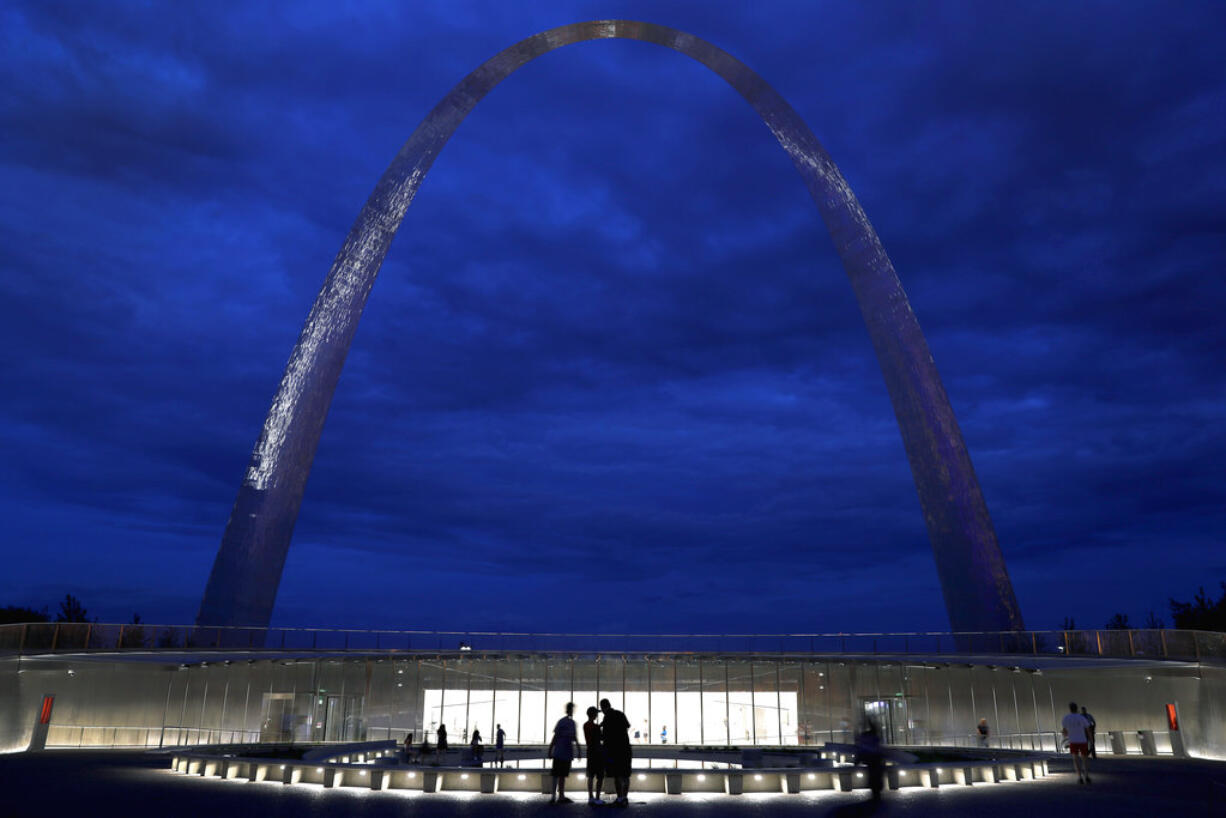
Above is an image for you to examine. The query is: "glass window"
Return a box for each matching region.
[544,657,574,746]
[700,659,729,746]
[675,660,702,745]
[492,659,519,745]
[572,659,600,735]
[418,658,445,744]
[800,662,828,746]
[650,659,675,746]
[519,658,547,745]
[778,662,801,745]
[726,660,754,745]
[753,663,780,745]
[622,656,648,744]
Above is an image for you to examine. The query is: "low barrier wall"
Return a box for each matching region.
[168,743,1049,796]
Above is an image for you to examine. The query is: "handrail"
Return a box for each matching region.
[1,622,1221,663]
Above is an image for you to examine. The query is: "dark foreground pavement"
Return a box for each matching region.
[1,752,1224,818]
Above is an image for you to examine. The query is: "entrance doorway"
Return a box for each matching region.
[862,697,908,744]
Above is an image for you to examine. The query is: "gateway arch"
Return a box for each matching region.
[197,20,1025,634]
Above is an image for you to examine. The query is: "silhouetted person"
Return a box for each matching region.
[419,736,432,765]
[495,723,506,767]
[403,730,414,762]
[1062,702,1092,783]
[471,727,483,764]
[584,706,606,805]
[436,723,448,763]
[977,718,990,747]
[1081,707,1097,758]
[600,698,632,806]
[854,719,885,802]
[547,702,579,804]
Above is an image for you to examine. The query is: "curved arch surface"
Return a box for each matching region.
[197,20,1024,633]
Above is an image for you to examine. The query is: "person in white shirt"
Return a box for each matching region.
[1061,701,1092,783]
[547,702,580,804]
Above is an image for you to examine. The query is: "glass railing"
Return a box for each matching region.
[0,623,1222,662]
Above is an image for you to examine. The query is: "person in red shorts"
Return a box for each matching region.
[1062,701,1092,784]
[583,706,606,805]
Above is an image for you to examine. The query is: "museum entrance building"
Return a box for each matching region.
[3,626,1223,760]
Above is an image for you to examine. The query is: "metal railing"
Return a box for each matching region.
[2,623,1222,662]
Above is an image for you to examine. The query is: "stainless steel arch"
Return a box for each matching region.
[197,20,1024,633]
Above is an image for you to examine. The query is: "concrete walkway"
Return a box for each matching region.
[0,752,1223,817]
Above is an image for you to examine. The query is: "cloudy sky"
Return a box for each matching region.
[1,1,1222,634]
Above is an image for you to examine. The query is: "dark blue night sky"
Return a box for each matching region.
[1,1,1223,634]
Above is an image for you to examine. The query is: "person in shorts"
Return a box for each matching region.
[1081,706,1097,758]
[600,698,632,806]
[547,702,579,804]
[583,706,606,805]
[1062,701,1092,784]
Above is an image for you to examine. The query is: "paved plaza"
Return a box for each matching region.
[1,752,1224,817]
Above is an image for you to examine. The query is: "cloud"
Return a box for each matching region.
[0,1,1222,633]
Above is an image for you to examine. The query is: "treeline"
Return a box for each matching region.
[0,593,98,625]
[1065,581,1226,633]
[6,583,1226,635]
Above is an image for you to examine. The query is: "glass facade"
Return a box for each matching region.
[1,650,1220,762]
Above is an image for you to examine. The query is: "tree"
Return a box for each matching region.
[120,613,148,648]
[1105,613,1131,630]
[0,605,49,625]
[55,593,90,623]
[1169,583,1226,632]
[1143,610,1165,630]
[1061,616,1077,631]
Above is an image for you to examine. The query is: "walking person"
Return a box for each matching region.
[471,727,483,765]
[1081,707,1097,759]
[854,718,885,802]
[1062,702,1092,784]
[436,723,448,764]
[600,698,632,807]
[546,702,580,804]
[495,723,506,767]
[419,735,432,766]
[583,706,606,805]
[977,718,990,747]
